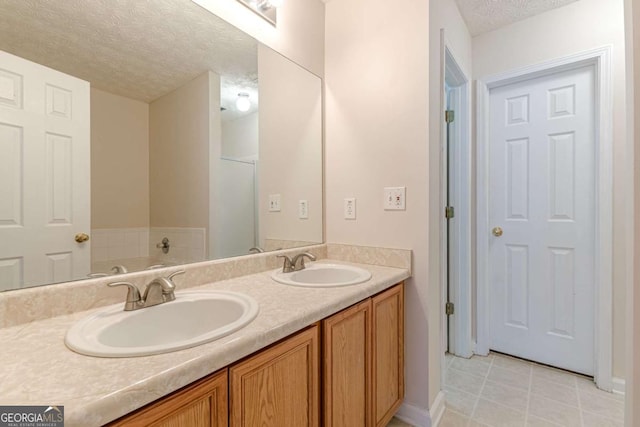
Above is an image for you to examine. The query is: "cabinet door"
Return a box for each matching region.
[372,283,404,427]
[108,369,228,427]
[322,299,372,427]
[230,324,320,427]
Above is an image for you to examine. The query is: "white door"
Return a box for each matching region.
[0,50,90,290]
[488,65,595,375]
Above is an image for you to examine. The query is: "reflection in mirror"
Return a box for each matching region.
[0,0,322,291]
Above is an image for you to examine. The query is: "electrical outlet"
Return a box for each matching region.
[298,200,308,219]
[269,194,281,212]
[344,198,356,219]
[384,187,406,210]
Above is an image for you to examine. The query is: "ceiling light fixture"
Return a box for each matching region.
[236,93,251,112]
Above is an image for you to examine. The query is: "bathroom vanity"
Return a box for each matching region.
[107,283,403,427]
[0,245,410,426]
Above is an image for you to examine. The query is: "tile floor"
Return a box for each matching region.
[441,352,625,427]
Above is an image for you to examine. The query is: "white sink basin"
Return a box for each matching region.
[271,263,372,288]
[65,291,259,357]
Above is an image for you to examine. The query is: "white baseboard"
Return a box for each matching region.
[613,377,626,395]
[395,392,446,427]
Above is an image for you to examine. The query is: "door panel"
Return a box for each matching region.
[0,50,90,290]
[488,65,595,375]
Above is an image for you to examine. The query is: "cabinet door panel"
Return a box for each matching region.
[230,325,320,427]
[322,299,372,427]
[108,369,228,427]
[372,283,404,427]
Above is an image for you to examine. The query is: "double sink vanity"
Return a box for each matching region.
[0,244,410,426]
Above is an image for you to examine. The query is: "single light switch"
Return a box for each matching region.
[299,200,309,219]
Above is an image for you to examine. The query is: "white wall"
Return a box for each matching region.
[149,71,220,232]
[191,0,325,77]
[90,88,149,228]
[258,45,323,247]
[222,112,259,160]
[472,0,628,379]
[325,0,434,416]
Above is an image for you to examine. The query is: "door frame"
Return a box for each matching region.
[441,38,473,359]
[475,46,613,390]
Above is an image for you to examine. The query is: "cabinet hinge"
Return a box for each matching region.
[446,302,454,316]
[445,206,455,219]
[445,110,455,123]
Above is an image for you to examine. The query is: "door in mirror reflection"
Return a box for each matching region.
[0,50,91,290]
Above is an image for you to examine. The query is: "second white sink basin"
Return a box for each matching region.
[271,263,372,288]
[65,290,259,357]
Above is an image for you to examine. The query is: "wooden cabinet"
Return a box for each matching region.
[107,283,403,427]
[372,284,404,427]
[322,282,404,427]
[108,369,228,427]
[230,324,320,427]
[323,299,372,427]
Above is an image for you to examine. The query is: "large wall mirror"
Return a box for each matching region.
[0,0,323,292]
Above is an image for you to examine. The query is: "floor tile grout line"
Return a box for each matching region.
[466,354,493,426]
[575,376,586,427]
[524,364,533,425]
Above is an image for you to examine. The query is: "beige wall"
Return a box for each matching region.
[149,71,219,232]
[222,112,259,160]
[625,0,638,423]
[258,45,323,246]
[472,0,628,379]
[90,88,149,228]
[192,0,324,77]
[325,0,433,413]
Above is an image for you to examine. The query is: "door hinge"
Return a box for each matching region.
[445,206,455,219]
[445,110,455,123]
[446,302,454,316]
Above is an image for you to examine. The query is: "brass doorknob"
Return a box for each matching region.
[75,233,90,243]
[492,227,503,237]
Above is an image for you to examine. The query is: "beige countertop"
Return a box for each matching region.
[0,260,410,426]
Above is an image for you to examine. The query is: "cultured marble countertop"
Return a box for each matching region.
[0,260,410,426]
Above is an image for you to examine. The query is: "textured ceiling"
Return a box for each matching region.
[455,0,579,36]
[0,0,259,105]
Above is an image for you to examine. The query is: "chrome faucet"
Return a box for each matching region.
[108,270,185,311]
[277,255,294,273]
[277,252,316,273]
[248,246,264,254]
[291,252,316,271]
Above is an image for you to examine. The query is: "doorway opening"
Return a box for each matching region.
[442,42,472,360]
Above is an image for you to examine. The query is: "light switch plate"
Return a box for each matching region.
[344,198,356,219]
[269,194,281,212]
[384,187,406,210]
[298,200,308,219]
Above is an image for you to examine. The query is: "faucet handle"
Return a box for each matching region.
[277,255,294,273]
[107,281,141,311]
[291,252,316,271]
[168,270,185,281]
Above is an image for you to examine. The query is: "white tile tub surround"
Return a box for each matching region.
[0,257,410,426]
[149,227,206,264]
[442,353,625,427]
[91,228,150,263]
